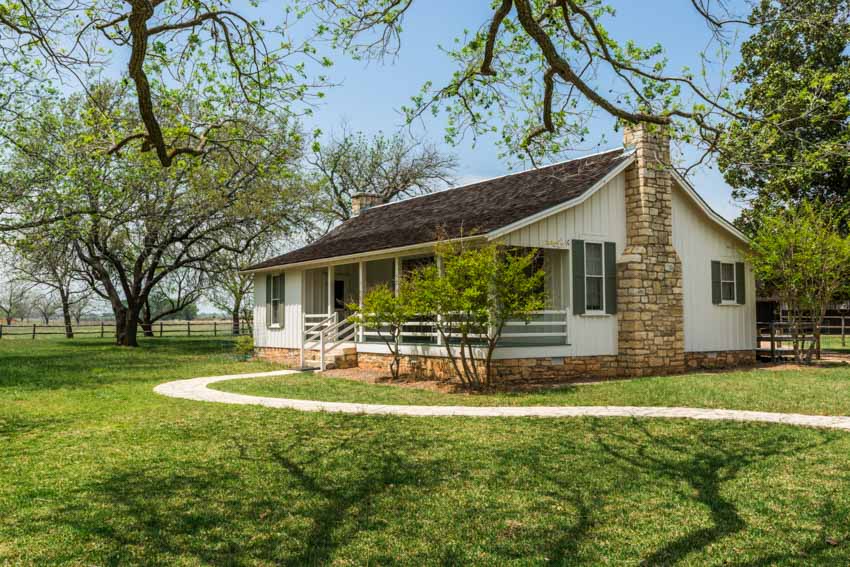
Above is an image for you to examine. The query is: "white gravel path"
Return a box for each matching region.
[154,370,850,431]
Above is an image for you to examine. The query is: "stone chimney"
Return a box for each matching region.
[351,192,384,216]
[617,122,685,376]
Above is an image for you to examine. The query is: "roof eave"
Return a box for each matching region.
[239,234,487,274]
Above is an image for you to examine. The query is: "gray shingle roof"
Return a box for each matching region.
[246,148,631,271]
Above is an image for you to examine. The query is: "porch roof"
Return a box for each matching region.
[246,147,631,271]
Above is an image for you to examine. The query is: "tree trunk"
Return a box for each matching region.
[60,291,74,339]
[120,307,141,347]
[141,301,155,337]
[231,310,241,336]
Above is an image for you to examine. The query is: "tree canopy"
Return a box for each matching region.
[719,0,850,210]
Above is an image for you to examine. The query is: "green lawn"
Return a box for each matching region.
[215,365,850,415]
[3,338,850,565]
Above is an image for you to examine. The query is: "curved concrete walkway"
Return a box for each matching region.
[154,370,850,431]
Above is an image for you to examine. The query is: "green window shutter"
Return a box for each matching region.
[604,242,617,314]
[278,275,286,327]
[711,261,721,305]
[265,274,272,327]
[571,239,585,315]
[735,262,746,305]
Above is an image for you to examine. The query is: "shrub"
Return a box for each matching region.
[234,335,255,356]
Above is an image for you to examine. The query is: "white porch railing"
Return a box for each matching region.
[360,309,569,347]
[301,312,357,370]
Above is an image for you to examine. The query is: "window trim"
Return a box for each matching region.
[584,241,606,314]
[719,261,737,305]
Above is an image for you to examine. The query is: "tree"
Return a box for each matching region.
[304,0,767,164]
[31,288,61,325]
[407,241,545,389]
[13,232,92,337]
[748,200,850,363]
[348,283,417,380]
[0,0,325,168]
[719,0,850,207]
[206,233,283,336]
[0,273,31,324]
[141,268,207,336]
[310,127,456,225]
[3,85,306,346]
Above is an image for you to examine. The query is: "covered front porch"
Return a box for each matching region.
[299,247,570,367]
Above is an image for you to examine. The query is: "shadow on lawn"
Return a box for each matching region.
[55,418,451,565]
[591,419,843,565]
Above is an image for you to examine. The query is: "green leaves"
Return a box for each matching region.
[719,0,850,205]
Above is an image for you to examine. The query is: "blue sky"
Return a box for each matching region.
[275,0,748,222]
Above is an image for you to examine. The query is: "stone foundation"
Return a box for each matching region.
[255,347,301,367]
[258,347,757,382]
[685,350,756,370]
[358,352,620,383]
[255,346,358,369]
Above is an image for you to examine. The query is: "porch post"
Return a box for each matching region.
[327,265,335,316]
[435,255,444,346]
[358,261,365,342]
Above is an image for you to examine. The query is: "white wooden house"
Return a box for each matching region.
[243,124,756,381]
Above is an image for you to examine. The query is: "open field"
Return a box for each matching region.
[2,338,850,564]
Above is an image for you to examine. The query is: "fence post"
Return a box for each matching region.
[0,324,3,339]
[100,321,104,339]
[32,324,36,340]
[187,321,191,337]
[843,316,846,347]
[214,321,217,337]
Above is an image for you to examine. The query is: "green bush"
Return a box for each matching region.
[234,335,255,356]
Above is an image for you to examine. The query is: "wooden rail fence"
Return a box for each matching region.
[756,316,850,361]
[0,320,252,340]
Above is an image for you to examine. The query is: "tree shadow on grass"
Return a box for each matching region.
[53,417,450,565]
[590,419,840,565]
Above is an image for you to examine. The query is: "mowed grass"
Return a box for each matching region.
[214,365,850,416]
[2,339,850,565]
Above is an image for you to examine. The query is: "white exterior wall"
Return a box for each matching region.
[671,183,756,352]
[253,270,303,349]
[503,173,627,356]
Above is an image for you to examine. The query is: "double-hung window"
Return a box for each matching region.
[720,262,736,303]
[584,242,605,312]
[267,274,285,327]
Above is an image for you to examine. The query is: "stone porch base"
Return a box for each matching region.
[255,347,357,370]
[685,350,756,370]
[256,347,756,382]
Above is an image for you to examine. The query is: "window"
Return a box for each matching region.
[720,262,736,303]
[270,274,284,326]
[585,242,604,312]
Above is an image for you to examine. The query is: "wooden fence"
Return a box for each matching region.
[0,320,252,340]
[756,316,850,362]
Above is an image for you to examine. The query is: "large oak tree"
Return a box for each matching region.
[2,84,306,346]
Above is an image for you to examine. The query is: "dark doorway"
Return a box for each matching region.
[334,280,346,310]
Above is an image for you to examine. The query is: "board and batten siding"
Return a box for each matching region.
[253,270,303,349]
[502,173,627,357]
[671,183,756,352]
